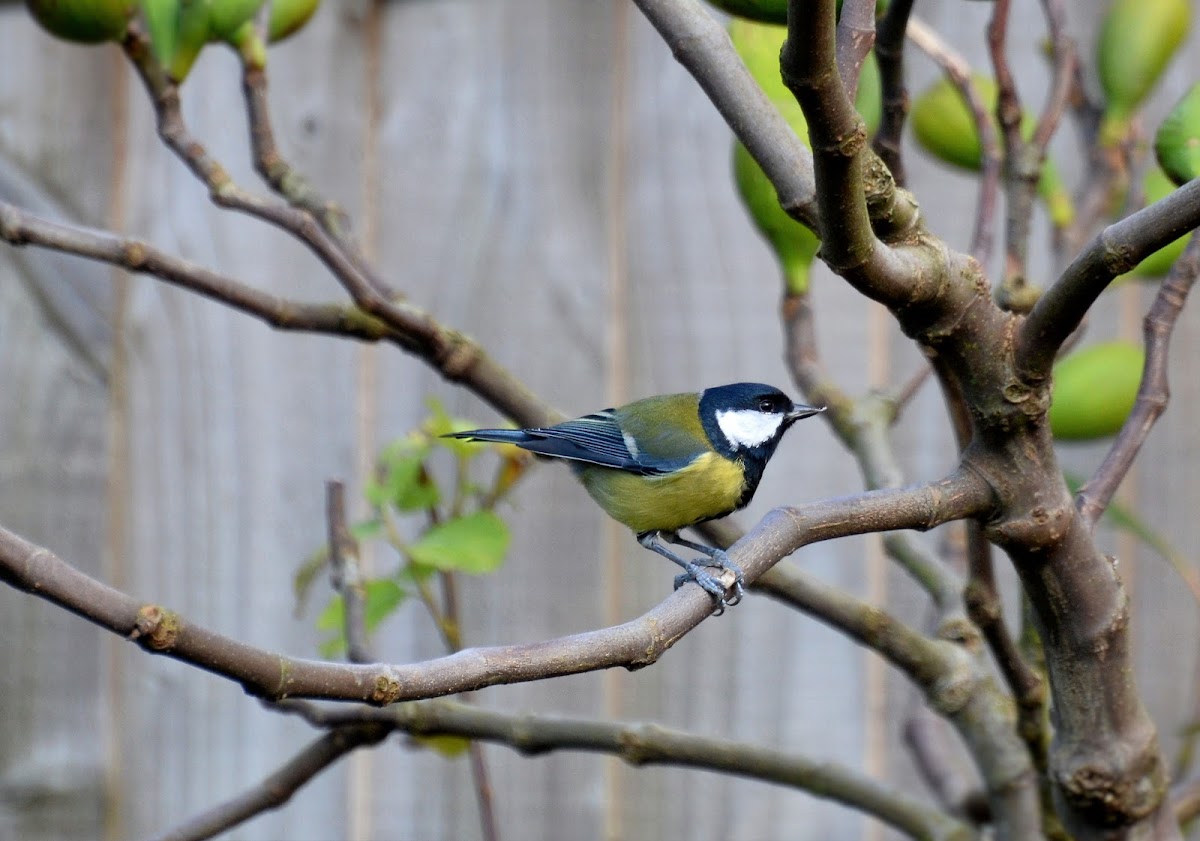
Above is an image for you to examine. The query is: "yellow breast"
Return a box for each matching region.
[575,452,747,534]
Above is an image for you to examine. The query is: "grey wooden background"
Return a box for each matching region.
[1,1,1199,839]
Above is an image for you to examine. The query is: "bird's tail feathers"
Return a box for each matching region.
[442,428,532,445]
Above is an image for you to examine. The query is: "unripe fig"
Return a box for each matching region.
[701,0,889,25]
[166,0,213,81]
[910,75,1074,226]
[728,18,881,293]
[1097,0,1190,145]
[25,0,134,43]
[733,142,820,294]
[1155,83,1200,187]
[141,0,178,67]
[268,0,320,42]
[207,0,263,41]
[1048,341,1144,441]
[704,0,787,24]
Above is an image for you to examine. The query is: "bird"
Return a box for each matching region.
[444,383,823,612]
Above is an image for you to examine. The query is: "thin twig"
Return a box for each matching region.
[1077,233,1200,528]
[0,199,559,430]
[327,481,373,664]
[273,699,975,841]
[872,0,915,185]
[1173,775,1200,826]
[149,725,388,841]
[888,363,933,418]
[906,18,1001,267]
[782,294,965,611]
[903,701,989,822]
[963,523,1048,771]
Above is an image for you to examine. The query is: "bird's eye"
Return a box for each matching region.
[758,399,774,412]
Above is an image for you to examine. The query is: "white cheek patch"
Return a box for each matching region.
[716,409,784,450]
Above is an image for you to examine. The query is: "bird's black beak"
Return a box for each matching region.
[785,404,825,423]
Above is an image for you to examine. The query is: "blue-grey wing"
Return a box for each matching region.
[522,412,663,473]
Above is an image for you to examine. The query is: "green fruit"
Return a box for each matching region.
[702,0,891,24]
[26,0,134,43]
[268,0,320,42]
[911,75,1075,226]
[141,0,178,67]
[705,0,787,23]
[1049,341,1144,441]
[728,18,882,293]
[1097,0,1190,145]
[729,18,881,134]
[207,0,262,41]
[1155,83,1200,187]
[166,0,212,81]
[734,141,821,294]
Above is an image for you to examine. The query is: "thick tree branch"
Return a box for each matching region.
[276,699,975,841]
[149,724,387,841]
[1018,178,1200,380]
[0,473,992,705]
[1077,233,1200,528]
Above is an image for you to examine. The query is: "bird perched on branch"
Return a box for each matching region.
[445,383,823,612]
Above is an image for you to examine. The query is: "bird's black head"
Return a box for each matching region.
[698,383,823,503]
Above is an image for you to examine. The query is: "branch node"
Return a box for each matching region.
[131,604,181,651]
[371,669,403,706]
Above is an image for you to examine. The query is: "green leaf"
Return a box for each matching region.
[373,436,440,512]
[412,734,472,758]
[316,595,346,657]
[362,579,407,630]
[351,519,383,541]
[316,595,345,631]
[408,511,510,574]
[425,397,489,457]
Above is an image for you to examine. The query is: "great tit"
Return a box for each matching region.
[446,383,823,610]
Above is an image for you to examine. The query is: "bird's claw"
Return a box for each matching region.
[674,559,745,615]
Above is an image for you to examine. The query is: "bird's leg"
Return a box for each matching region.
[637,531,735,614]
[662,532,744,606]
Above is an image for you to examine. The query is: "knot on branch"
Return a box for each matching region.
[371,670,402,706]
[436,332,482,381]
[1053,736,1167,827]
[813,120,869,160]
[130,604,181,651]
[985,503,1072,552]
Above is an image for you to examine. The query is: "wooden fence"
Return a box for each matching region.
[1,1,1199,838]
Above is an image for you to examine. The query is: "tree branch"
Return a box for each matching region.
[0,199,559,430]
[149,725,388,841]
[275,699,976,841]
[835,0,876,96]
[1017,178,1200,380]
[326,481,373,664]
[872,0,915,185]
[1077,233,1200,528]
[631,0,819,228]
[0,475,991,705]
[905,17,1001,267]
